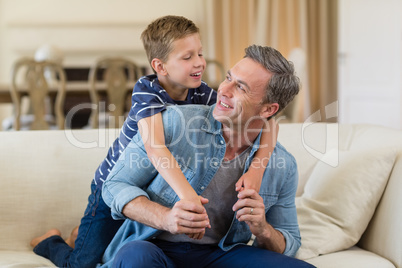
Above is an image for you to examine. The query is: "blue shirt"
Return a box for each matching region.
[100,105,301,266]
[93,74,216,188]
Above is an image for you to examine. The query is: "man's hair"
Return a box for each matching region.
[141,15,200,66]
[245,45,300,116]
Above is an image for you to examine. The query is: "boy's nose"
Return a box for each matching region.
[195,56,205,67]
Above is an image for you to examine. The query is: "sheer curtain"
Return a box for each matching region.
[202,0,338,122]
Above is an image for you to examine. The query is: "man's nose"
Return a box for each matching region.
[218,81,234,98]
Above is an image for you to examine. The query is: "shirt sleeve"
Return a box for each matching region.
[102,135,158,220]
[261,157,301,257]
[130,78,167,122]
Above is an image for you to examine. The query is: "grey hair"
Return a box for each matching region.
[244,45,300,116]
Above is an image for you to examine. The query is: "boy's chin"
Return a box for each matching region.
[190,80,202,88]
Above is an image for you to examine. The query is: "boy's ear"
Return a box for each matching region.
[151,58,168,75]
[260,103,279,119]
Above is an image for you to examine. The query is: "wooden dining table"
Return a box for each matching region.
[0,81,136,128]
[0,81,136,104]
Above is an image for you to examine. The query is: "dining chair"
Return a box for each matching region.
[9,58,66,130]
[88,57,139,128]
[204,59,225,90]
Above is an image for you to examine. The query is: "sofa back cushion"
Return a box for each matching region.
[295,148,397,260]
[279,123,402,266]
[0,129,116,251]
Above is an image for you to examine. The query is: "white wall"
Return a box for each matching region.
[338,0,402,129]
[0,0,206,83]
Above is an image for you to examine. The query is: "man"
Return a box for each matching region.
[100,45,314,267]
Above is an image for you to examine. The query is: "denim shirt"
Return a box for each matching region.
[100,104,301,266]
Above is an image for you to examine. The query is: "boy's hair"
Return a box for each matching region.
[141,15,200,67]
[245,45,300,117]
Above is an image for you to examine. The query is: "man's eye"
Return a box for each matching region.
[237,84,245,91]
[226,75,231,81]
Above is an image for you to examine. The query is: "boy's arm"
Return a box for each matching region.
[235,119,279,192]
[138,113,201,204]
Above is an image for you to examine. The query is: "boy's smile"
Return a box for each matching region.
[157,33,206,100]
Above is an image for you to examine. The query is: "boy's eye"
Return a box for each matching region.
[183,56,191,60]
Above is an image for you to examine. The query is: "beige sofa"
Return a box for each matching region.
[0,123,401,268]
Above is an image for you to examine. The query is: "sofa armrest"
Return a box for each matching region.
[359,151,402,268]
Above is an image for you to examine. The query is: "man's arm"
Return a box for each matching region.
[102,141,211,235]
[232,156,301,257]
[122,196,211,235]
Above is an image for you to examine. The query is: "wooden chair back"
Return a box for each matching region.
[88,57,138,128]
[10,58,66,130]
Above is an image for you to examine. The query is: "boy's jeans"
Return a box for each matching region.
[33,182,123,268]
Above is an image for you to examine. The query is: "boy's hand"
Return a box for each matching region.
[235,169,262,193]
[187,229,205,240]
[182,196,210,240]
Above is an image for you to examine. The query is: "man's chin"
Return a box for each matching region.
[213,109,232,126]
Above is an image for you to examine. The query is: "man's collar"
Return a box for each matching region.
[201,104,222,135]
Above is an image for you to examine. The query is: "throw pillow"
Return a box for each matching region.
[295,148,396,260]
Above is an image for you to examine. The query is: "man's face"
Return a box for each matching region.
[213,57,273,129]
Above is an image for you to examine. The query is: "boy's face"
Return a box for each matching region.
[161,33,205,92]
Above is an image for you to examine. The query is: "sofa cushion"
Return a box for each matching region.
[305,246,396,268]
[295,148,397,260]
[0,251,56,267]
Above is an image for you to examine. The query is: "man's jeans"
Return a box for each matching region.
[33,183,123,268]
[112,239,316,268]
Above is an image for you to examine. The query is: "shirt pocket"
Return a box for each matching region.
[260,193,279,212]
[147,161,196,207]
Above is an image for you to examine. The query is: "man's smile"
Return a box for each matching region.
[219,100,233,109]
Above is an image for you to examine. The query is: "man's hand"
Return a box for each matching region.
[232,189,285,253]
[165,196,211,237]
[122,196,210,239]
[232,189,267,236]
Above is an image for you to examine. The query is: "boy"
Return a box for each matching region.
[31,15,276,267]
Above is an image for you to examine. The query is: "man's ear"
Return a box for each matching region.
[260,103,279,119]
[151,58,167,75]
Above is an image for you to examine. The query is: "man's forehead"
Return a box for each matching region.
[231,58,272,86]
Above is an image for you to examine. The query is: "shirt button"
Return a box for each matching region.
[213,162,219,166]
[201,186,205,190]
[220,140,224,145]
